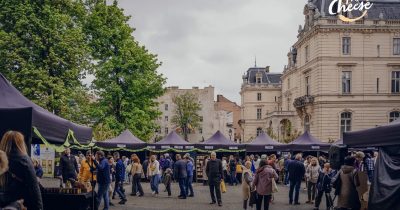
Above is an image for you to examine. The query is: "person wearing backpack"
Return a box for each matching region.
[332,156,361,210]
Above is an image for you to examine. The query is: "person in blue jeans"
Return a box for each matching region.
[184,154,194,197]
[228,156,237,186]
[113,152,127,204]
[174,154,187,199]
[287,153,305,205]
[92,151,110,210]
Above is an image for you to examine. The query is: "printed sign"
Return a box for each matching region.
[174,146,183,149]
[185,146,194,149]
[265,146,274,150]
[311,146,320,150]
[205,146,214,150]
[161,145,171,149]
[31,144,55,178]
[147,146,156,149]
[117,144,126,148]
[229,146,238,150]
[329,0,373,22]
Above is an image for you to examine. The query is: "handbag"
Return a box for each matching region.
[220,180,227,193]
[249,191,257,207]
[272,178,278,193]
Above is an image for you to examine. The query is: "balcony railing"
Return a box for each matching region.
[293,95,315,108]
[266,111,295,118]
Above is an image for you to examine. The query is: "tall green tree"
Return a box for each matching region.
[0,0,92,119]
[171,92,202,141]
[85,1,165,141]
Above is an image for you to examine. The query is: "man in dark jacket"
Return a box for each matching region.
[287,153,305,205]
[113,152,127,204]
[93,151,110,210]
[174,154,187,199]
[59,147,78,183]
[206,152,224,207]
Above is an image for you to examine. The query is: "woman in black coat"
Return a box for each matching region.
[0,131,43,210]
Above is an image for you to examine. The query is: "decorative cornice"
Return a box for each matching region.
[337,63,357,66]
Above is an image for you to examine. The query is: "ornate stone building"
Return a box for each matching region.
[267,0,400,142]
[240,66,282,142]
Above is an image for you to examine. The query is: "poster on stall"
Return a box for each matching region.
[31,144,56,178]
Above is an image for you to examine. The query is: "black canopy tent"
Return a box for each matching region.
[288,131,330,151]
[96,129,146,151]
[245,132,286,153]
[148,131,194,152]
[197,130,244,151]
[343,119,400,210]
[0,73,92,147]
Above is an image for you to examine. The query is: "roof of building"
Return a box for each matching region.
[243,67,282,84]
[316,0,400,20]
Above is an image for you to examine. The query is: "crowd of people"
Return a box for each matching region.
[0,130,378,210]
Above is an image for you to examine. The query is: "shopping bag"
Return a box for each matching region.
[220,180,227,193]
[272,178,278,193]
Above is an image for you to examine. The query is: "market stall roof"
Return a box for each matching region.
[246,132,285,152]
[0,73,92,144]
[197,130,244,151]
[289,131,330,151]
[148,131,194,151]
[96,129,145,150]
[343,119,400,147]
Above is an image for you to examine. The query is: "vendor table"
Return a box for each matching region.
[42,191,95,210]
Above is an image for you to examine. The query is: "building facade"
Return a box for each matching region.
[240,66,282,142]
[215,94,241,142]
[155,86,234,143]
[266,0,400,142]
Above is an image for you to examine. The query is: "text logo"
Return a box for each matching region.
[329,0,373,22]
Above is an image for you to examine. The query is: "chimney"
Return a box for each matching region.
[265,66,270,72]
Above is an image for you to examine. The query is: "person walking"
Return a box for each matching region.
[130,155,144,196]
[113,152,127,204]
[142,156,149,180]
[174,154,187,199]
[202,156,209,186]
[314,163,334,210]
[252,159,278,210]
[206,152,224,207]
[78,150,96,191]
[332,156,361,210]
[288,153,305,205]
[236,161,243,184]
[222,157,228,183]
[185,154,194,197]
[147,155,160,196]
[283,155,291,185]
[92,150,111,210]
[59,147,79,184]
[0,131,43,210]
[228,155,237,186]
[305,157,320,204]
[242,161,254,210]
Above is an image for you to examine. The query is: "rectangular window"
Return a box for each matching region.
[257,93,262,101]
[164,104,168,111]
[275,96,277,102]
[394,38,400,55]
[340,113,352,139]
[342,71,352,94]
[305,76,310,96]
[199,128,203,134]
[392,71,400,93]
[257,77,262,84]
[305,45,309,62]
[288,78,290,89]
[342,37,351,55]
[164,116,168,122]
[376,78,379,93]
[200,116,203,122]
[165,127,169,135]
[256,108,262,120]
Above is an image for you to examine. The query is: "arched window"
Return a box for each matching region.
[256,128,263,136]
[340,112,352,138]
[304,115,310,132]
[389,111,400,123]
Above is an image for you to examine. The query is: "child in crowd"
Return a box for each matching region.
[163,168,172,197]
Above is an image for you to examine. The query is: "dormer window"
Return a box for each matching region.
[256,72,262,84]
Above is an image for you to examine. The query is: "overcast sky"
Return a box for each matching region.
[116,0,306,104]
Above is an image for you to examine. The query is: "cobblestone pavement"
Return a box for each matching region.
[42,178,329,210]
